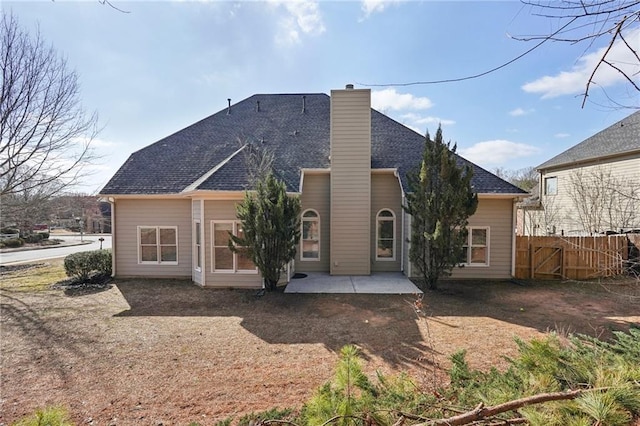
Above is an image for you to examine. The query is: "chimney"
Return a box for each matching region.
[329,85,371,275]
[256,100,260,112]
[302,95,306,113]
[227,98,231,115]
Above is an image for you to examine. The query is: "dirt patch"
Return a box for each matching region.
[1,277,638,425]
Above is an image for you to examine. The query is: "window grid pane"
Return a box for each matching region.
[302,212,320,260]
[376,211,395,260]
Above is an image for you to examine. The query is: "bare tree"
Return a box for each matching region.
[566,167,639,234]
[494,166,538,191]
[514,0,640,108]
[0,11,99,201]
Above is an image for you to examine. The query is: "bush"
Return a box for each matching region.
[11,406,73,426]
[0,238,24,248]
[64,249,112,282]
[23,233,45,243]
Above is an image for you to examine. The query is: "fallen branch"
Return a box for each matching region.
[414,389,585,426]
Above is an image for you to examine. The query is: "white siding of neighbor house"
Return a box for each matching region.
[114,198,192,278]
[330,87,371,275]
[407,198,515,280]
[203,199,262,288]
[537,152,640,235]
[370,173,402,272]
[298,173,331,273]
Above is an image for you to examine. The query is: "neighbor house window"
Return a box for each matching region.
[544,176,557,195]
[211,221,256,273]
[138,226,178,264]
[194,221,201,271]
[301,210,320,260]
[460,227,489,266]
[376,209,395,260]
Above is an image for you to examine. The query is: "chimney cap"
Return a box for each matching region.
[345,84,354,90]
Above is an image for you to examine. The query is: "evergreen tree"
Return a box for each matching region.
[405,126,478,290]
[231,173,301,291]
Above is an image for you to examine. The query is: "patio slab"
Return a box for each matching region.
[284,272,422,294]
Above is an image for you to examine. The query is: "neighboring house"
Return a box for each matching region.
[100,86,526,288]
[522,110,640,236]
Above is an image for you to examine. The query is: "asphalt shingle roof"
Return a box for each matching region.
[100,93,525,195]
[537,110,640,170]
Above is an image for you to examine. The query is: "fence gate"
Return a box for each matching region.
[530,245,563,279]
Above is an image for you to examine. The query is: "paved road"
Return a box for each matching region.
[0,235,112,265]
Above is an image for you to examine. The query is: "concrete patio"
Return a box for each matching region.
[284,272,422,294]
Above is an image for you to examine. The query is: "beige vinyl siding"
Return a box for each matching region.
[370,173,402,272]
[450,198,514,279]
[192,200,203,284]
[298,173,331,272]
[538,152,640,235]
[114,198,192,278]
[203,199,262,288]
[330,88,371,275]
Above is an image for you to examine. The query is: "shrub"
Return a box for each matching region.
[64,249,112,282]
[0,238,24,248]
[11,406,73,426]
[23,233,45,243]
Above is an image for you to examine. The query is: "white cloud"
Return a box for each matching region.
[400,112,455,127]
[509,107,534,116]
[360,0,402,19]
[554,132,570,138]
[270,0,325,46]
[522,27,640,98]
[458,140,539,166]
[371,88,433,111]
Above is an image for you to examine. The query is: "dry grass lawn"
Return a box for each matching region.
[1,261,639,425]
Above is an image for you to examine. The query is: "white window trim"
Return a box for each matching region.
[137,226,179,265]
[211,220,258,274]
[461,226,490,267]
[193,220,202,272]
[544,176,558,196]
[300,209,320,261]
[375,208,396,261]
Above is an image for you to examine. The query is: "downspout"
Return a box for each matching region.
[400,192,405,273]
[200,199,206,287]
[109,197,116,277]
[511,199,517,277]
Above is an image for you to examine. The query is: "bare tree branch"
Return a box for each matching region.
[0,11,100,200]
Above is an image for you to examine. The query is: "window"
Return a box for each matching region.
[194,221,201,271]
[301,210,320,260]
[461,227,489,266]
[544,176,557,195]
[138,226,178,264]
[376,209,395,260]
[212,221,256,273]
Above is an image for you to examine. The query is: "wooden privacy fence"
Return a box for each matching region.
[515,235,629,280]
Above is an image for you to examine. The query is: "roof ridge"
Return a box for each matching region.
[182,144,247,192]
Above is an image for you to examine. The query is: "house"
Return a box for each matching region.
[100,85,526,288]
[521,110,640,236]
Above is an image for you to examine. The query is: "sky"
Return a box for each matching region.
[4,0,639,194]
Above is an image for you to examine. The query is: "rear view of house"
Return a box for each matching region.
[100,85,526,288]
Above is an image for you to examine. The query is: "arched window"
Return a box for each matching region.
[376,209,395,261]
[301,209,320,260]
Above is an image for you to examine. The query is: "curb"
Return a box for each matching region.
[0,240,94,254]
